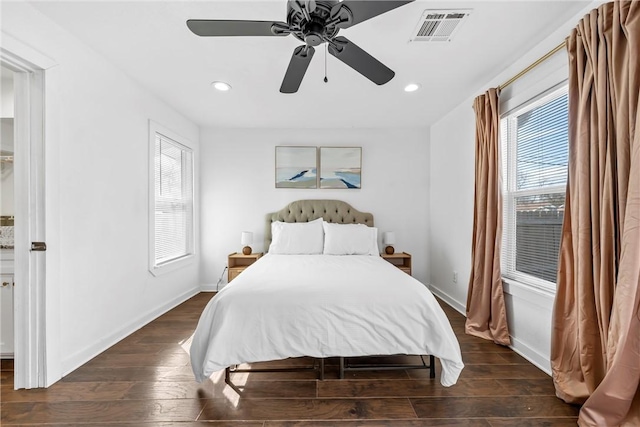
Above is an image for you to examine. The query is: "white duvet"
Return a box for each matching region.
[190,254,464,386]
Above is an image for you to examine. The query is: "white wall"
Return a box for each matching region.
[428,1,604,375]
[429,105,476,313]
[2,2,201,381]
[200,127,430,288]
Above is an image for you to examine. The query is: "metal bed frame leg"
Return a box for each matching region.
[339,357,345,379]
[319,358,325,381]
[429,354,435,378]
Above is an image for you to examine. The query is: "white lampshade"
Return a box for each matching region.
[241,231,253,246]
[383,231,396,245]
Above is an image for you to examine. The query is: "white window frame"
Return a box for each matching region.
[501,84,568,293]
[148,120,195,276]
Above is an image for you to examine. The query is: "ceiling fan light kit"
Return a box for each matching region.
[187,0,415,93]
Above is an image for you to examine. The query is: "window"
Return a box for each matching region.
[501,85,568,290]
[149,121,194,275]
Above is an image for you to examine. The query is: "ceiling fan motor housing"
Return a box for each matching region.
[303,20,325,46]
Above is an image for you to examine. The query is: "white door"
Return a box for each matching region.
[12,67,47,389]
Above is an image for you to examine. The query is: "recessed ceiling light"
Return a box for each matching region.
[211,81,232,92]
[404,83,421,93]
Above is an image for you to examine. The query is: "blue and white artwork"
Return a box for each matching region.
[275,146,317,189]
[320,147,362,189]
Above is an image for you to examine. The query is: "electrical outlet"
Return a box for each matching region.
[453,271,458,283]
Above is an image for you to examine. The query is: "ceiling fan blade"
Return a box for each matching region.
[186,20,290,37]
[328,36,394,85]
[280,45,315,94]
[331,1,414,29]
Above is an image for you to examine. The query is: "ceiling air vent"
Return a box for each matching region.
[411,9,472,42]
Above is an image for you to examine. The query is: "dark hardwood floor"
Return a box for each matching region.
[0,292,579,426]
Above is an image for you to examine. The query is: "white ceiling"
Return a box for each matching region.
[29,0,590,129]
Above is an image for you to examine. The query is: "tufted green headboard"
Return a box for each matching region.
[265,200,374,252]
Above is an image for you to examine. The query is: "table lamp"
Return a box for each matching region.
[241,231,253,255]
[383,231,396,255]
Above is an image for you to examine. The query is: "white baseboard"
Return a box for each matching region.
[428,284,466,315]
[510,335,552,376]
[61,286,200,377]
[200,283,224,292]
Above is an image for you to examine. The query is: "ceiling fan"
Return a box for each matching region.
[187,0,414,93]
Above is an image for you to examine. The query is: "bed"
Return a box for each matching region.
[190,200,464,387]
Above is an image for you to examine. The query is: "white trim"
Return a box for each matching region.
[1,30,60,389]
[0,32,57,71]
[0,31,61,389]
[148,120,196,277]
[151,254,196,276]
[500,83,568,292]
[503,270,557,294]
[42,64,62,387]
[61,287,200,376]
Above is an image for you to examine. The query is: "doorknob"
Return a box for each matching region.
[2,282,9,287]
[31,242,47,251]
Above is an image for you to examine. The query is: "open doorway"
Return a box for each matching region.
[0,65,16,360]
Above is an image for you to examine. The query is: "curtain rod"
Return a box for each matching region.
[499,40,566,90]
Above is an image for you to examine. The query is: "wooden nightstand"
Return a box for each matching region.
[228,252,263,282]
[381,252,412,276]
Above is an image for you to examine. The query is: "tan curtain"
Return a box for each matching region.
[466,88,511,346]
[551,2,640,426]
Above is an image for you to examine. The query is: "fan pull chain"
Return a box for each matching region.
[324,43,328,83]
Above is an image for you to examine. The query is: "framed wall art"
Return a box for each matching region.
[275,146,317,189]
[319,147,362,189]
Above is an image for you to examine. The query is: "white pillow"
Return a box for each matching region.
[269,218,324,254]
[322,222,379,256]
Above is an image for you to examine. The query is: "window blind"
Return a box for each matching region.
[501,87,568,287]
[515,95,568,190]
[154,134,193,266]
